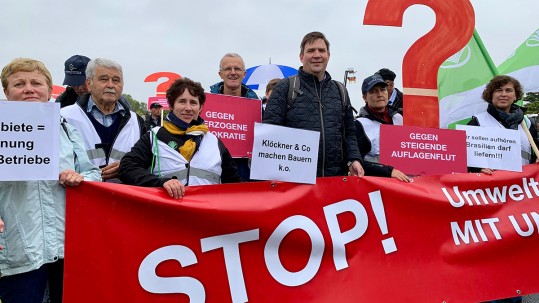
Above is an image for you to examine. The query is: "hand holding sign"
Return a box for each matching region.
[251,123,319,184]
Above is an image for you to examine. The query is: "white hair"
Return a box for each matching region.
[219,53,245,70]
[86,58,123,79]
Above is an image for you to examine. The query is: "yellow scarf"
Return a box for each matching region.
[163,121,209,161]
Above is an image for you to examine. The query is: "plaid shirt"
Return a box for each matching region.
[86,96,126,127]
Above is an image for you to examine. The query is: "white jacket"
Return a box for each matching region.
[0,121,101,276]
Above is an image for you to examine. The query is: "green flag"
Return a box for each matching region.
[438,30,498,128]
[498,29,539,93]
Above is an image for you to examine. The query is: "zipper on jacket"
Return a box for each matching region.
[313,77,326,177]
[185,162,191,186]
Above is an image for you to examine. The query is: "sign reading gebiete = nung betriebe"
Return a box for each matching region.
[0,101,60,180]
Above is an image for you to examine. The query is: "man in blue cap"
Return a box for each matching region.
[355,74,410,182]
[55,55,91,108]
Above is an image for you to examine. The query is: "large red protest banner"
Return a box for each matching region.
[64,165,539,302]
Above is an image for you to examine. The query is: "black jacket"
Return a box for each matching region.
[76,93,147,159]
[388,88,403,115]
[144,113,161,129]
[263,68,361,177]
[55,86,80,108]
[119,127,241,186]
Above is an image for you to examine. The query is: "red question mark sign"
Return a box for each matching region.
[364,0,475,128]
[144,72,182,96]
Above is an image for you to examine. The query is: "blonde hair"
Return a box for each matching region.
[1,58,53,92]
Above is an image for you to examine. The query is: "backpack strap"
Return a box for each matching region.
[287,75,302,108]
[333,80,358,116]
[287,76,357,115]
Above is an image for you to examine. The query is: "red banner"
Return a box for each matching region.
[64,165,539,302]
[202,93,261,158]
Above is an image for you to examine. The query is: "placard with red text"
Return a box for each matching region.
[379,124,467,175]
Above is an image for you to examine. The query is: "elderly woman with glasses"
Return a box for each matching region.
[0,58,101,303]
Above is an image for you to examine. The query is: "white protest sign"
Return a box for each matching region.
[457,125,522,172]
[250,123,319,184]
[0,101,60,180]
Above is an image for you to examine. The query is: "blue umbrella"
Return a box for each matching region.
[243,64,298,91]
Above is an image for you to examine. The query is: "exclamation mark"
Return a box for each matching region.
[369,191,397,254]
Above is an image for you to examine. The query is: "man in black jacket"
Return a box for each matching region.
[263,31,364,177]
[55,55,90,108]
[145,102,163,129]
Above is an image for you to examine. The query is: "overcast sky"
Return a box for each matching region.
[1,0,537,110]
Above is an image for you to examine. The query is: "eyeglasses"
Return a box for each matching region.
[220,66,245,73]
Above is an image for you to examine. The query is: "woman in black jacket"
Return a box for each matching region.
[119,78,240,199]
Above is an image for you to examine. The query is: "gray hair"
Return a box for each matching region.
[86,58,123,80]
[219,53,245,70]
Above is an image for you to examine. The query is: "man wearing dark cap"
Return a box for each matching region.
[55,55,91,108]
[145,102,163,129]
[355,75,410,182]
[375,68,403,115]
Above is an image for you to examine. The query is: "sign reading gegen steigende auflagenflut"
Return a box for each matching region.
[0,101,60,180]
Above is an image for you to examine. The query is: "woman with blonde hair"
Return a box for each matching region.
[0,58,101,303]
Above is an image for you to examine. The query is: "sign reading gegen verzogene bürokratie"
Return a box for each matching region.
[0,101,60,180]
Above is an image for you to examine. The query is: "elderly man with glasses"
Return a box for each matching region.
[210,53,259,99]
[210,53,259,181]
